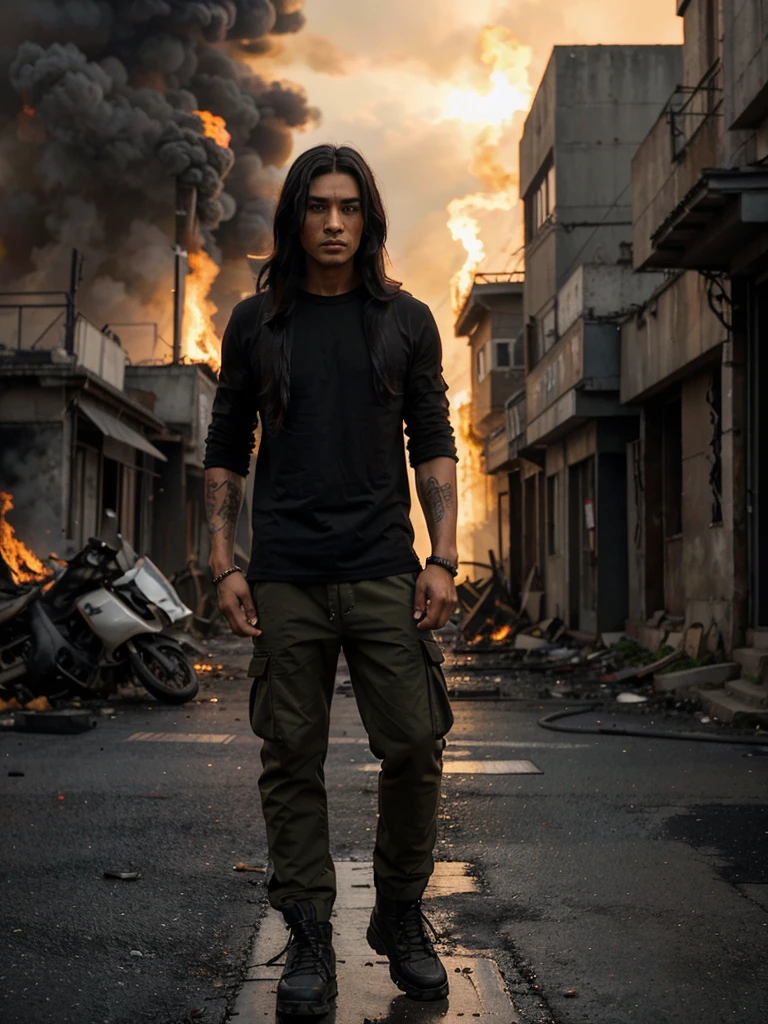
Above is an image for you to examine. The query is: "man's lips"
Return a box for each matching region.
[321,240,346,248]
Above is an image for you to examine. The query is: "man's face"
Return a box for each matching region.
[299,172,364,269]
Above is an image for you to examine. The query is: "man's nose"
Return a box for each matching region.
[325,206,343,232]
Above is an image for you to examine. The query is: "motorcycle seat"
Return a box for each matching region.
[0,588,37,625]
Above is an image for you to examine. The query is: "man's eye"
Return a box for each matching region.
[344,205,360,214]
[309,203,325,212]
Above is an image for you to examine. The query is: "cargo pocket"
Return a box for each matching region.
[420,638,454,739]
[247,653,277,741]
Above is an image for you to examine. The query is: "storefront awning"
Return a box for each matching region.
[649,167,768,271]
[78,399,167,462]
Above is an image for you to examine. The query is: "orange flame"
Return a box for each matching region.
[0,492,51,586]
[491,623,512,642]
[193,109,231,149]
[445,26,533,314]
[182,250,221,369]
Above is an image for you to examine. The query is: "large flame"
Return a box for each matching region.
[182,250,222,369]
[180,111,230,369]
[193,109,232,149]
[0,492,51,586]
[445,26,533,314]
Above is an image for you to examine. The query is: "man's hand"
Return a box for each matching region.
[413,565,457,632]
[216,572,262,638]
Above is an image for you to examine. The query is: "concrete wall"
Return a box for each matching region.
[124,364,217,469]
[553,46,683,291]
[677,364,737,644]
[557,264,667,336]
[680,0,719,86]
[723,0,768,130]
[620,272,726,403]
[74,319,127,392]
[521,46,681,324]
[632,103,723,269]
[520,52,557,199]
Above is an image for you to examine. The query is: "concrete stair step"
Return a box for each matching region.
[725,678,768,707]
[732,647,768,682]
[698,688,768,725]
[653,662,740,694]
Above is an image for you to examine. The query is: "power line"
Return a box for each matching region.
[559,181,632,282]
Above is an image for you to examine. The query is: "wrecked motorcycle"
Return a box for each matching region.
[0,532,199,705]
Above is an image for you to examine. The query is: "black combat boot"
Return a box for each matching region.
[272,901,337,1017]
[367,892,449,1001]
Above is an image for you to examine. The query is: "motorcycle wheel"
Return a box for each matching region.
[127,635,199,704]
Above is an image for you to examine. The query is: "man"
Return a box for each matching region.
[204,144,459,1017]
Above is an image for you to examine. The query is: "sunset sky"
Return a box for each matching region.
[250,0,683,554]
[256,1,682,379]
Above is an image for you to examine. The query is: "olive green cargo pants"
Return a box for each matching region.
[247,572,453,922]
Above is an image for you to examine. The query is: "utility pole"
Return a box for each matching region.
[172,182,198,364]
[64,248,83,355]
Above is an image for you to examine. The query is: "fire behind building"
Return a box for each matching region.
[0,1,311,583]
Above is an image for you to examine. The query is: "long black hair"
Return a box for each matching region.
[256,144,401,433]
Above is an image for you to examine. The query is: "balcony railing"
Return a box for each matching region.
[472,271,525,286]
[667,60,723,161]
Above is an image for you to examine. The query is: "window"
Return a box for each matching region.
[525,159,556,241]
[495,341,510,368]
[476,344,487,382]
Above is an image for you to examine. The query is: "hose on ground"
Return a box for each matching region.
[537,703,768,745]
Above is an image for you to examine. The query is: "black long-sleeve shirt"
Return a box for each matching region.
[203,286,457,583]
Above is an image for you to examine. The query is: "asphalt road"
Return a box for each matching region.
[1,633,767,1024]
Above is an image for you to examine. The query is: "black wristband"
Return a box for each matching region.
[425,555,458,578]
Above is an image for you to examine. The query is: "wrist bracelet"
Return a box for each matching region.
[212,565,243,587]
[425,555,459,578]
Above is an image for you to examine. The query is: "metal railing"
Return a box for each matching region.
[667,60,723,161]
[0,291,72,351]
[473,271,525,286]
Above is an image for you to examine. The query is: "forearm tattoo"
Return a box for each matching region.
[422,476,454,525]
[205,478,241,538]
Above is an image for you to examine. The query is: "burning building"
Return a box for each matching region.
[0,0,317,362]
[0,1,315,574]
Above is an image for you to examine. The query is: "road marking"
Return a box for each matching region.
[328,736,587,749]
[361,759,543,774]
[126,732,237,744]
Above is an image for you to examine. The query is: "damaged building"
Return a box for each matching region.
[0,283,221,583]
[463,6,768,689]
[0,297,166,560]
[623,0,768,669]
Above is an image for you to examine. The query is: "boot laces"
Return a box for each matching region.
[396,902,439,963]
[265,920,334,982]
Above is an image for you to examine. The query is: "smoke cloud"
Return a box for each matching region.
[0,0,317,361]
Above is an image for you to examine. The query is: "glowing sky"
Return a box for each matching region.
[261,1,681,351]
[254,0,683,555]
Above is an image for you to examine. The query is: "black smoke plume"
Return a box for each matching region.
[0,1,317,361]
